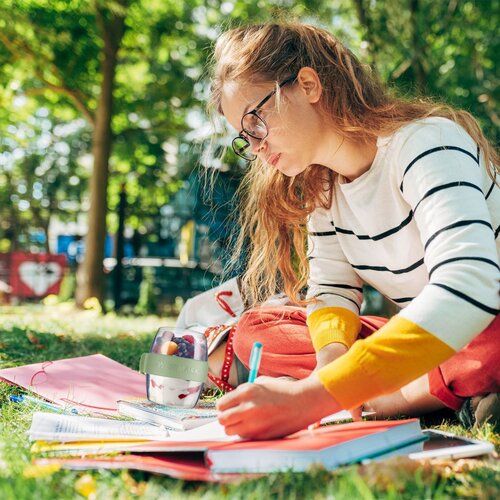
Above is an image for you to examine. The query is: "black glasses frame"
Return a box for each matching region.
[232,74,297,161]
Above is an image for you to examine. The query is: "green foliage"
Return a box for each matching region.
[134,266,157,315]
[352,0,500,141]
[57,269,77,303]
[0,110,90,251]
[0,0,497,259]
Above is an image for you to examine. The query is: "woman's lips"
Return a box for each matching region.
[267,153,281,167]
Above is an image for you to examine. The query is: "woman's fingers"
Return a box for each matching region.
[216,383,256,411]
[223,415,266,438]
[218,400,257,427]
[350,405,363,421]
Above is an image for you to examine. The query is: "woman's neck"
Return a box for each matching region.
[314,131,378,182]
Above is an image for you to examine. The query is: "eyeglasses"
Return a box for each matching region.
[232,75,297,161]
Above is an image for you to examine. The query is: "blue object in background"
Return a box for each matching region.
[57,234,119,263]
[57,235,84,264]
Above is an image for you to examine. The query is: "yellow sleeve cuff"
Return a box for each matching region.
[306,307,361,351]
[316,315,455,410]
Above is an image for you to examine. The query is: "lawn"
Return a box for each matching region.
[0,303,498,499]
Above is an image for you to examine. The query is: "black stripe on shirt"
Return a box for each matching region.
[424,220,493,251]
[432,283,499,315]
[400,146,480,192]
[496,225,500,239]
[391,296,414,303]
[485,170,497,200]
[428,256,500,279]
[486,180,496,200]
[352,258,424,275]
[309,230,337,236]
[313,292,361,311]
[318,283,363,293]
[413,182,483,214]
[332,211,413,241]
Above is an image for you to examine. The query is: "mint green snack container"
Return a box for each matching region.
[140,327,208,408]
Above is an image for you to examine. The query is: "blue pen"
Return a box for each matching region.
[247,341,263,383]
[9,395,79,415]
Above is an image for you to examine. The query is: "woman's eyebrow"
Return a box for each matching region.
[243,89,272,116]
[238,102,255,121]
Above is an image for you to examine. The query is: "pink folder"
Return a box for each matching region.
[0,354,146,415]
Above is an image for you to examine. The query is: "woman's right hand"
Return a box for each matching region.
[314,342,362,421]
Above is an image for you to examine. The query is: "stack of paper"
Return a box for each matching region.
[28,411,170,442]
[28,411,426,474]
[31,420,424,482]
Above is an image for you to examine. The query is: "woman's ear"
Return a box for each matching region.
[296,67,322,104]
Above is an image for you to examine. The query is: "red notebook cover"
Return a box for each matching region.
[204,419,423,472]
[213,420,419,452]
[34,453,259,483]
[118,419,421,454]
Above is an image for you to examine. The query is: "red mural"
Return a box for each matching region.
[6,253,66,298]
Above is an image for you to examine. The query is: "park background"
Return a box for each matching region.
[0,0,498,315]
[0,1,499,499]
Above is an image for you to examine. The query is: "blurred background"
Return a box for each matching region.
[0,0,498,316]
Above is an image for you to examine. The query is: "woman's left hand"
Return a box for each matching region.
[216,374,341,439]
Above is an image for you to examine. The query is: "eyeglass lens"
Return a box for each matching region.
[241,112,267,139]
[232,136,256,160]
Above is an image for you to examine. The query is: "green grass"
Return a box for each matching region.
[0,304,499,499]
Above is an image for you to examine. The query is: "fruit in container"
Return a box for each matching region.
[160,340,178,355]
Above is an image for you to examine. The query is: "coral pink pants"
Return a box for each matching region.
[232,306,500,410]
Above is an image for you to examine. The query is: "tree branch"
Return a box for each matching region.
[24,84,95,125]
[0,31,95,125]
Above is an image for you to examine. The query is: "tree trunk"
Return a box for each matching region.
[352,0,378,69]
[409,0,427,93]
[76,5,126,308]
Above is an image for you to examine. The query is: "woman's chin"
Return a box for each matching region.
[278,163,307,177]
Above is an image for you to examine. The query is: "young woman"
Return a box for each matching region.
[209,22,499,439]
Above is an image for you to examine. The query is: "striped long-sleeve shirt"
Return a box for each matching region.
[306,117,500,409]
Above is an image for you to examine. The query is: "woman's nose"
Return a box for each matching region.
[248,136,266,155]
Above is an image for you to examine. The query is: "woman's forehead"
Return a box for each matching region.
[220,80,271,129]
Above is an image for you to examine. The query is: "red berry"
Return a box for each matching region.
[183,335,195,344]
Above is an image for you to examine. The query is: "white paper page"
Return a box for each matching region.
[28,412,170,442]
[166,412,376,443]
[166,420,239,442]
[320,410,375,424]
